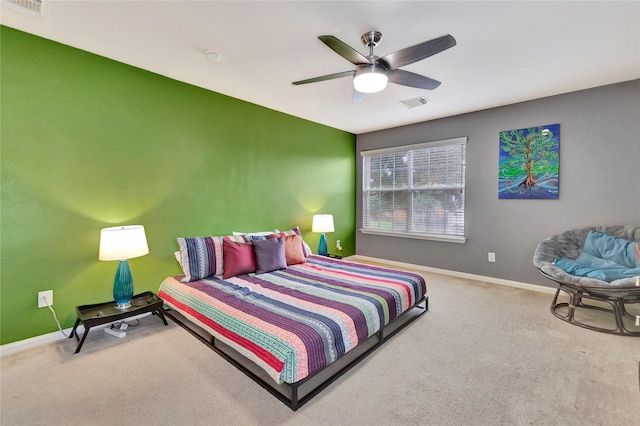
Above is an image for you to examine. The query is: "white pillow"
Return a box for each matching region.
[233,231,274,237]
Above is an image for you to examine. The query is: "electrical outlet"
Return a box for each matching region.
[488,252,496,263]
[336,240,342,251]
[38,290,53,308]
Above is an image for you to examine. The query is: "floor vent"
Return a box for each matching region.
[2,0,42,15]
[399,96,430,109]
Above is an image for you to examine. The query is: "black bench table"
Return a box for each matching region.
[69,291,167,353]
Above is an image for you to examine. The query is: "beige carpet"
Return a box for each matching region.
[2,270,639,426]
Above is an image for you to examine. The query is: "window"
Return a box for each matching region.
[361,137,466,242]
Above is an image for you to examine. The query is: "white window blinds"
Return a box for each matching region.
[361,137,466,241]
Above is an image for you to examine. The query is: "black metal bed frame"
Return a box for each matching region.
[163,295,428,411]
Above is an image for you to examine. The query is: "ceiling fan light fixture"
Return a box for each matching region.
[353,64,388,93]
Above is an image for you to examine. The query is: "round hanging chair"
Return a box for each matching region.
[533,225,640,336]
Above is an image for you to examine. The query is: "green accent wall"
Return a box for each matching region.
[0,26,356,345]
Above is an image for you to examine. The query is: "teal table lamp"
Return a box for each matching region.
[99,225,149,310]
[312,214,334,256]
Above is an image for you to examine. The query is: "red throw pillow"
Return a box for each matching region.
[222,238,256,279]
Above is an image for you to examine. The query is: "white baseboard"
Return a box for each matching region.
[347,255,556,295]
[0,312,152,358]
[0,328,74,357]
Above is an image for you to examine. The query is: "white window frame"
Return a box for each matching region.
[360,137,467,243]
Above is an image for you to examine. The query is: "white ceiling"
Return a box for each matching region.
[2,1,639,134]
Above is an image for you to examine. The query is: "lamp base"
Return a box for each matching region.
[113,260,134,310]
[318,233,328,256]
[115,302,132,310]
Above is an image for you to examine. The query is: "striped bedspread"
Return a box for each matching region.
[158,255,426,384]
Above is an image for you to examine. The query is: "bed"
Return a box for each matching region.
[158,241,427,410]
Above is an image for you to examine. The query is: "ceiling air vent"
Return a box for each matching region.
[3,0,42,15]
[399,96,430,109]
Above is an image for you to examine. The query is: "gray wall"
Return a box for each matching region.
[356,79,640,287]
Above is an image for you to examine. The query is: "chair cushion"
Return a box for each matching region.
[533,225,640,288]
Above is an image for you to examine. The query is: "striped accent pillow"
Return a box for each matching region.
[223,235,246,243]
[234,231,274,241]
[177,236,224,282]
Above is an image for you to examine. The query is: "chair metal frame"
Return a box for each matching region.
[539,270,640,336]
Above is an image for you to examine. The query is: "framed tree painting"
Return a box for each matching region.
[498,124,559,199]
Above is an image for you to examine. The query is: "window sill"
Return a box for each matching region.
[359,228,466,243]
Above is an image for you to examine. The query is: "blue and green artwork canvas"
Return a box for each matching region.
[499,124,559,199]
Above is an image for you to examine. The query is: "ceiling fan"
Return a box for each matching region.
[292,31,456,103]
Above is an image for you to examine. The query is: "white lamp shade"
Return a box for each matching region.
[353,64,388,94]
[312,214,335,233]
[99,225,149,261]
